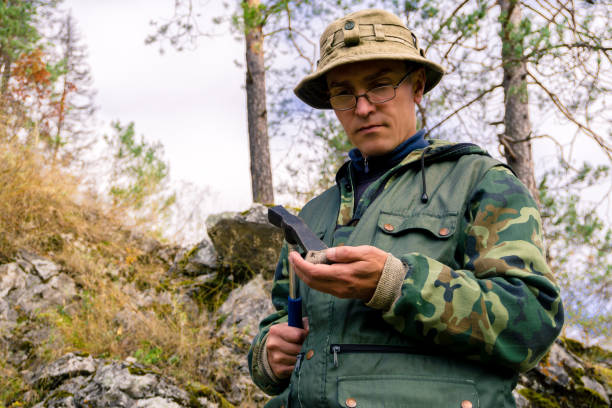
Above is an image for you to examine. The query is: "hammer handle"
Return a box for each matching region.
[288,296,303,328]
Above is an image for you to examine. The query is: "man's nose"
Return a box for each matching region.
[354,93,375,116]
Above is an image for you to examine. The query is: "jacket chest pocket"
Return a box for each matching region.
[373,211,459,264]
[337,375,479,408]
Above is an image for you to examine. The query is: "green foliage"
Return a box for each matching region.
[105,120,175,215]
[133,341,164,365]
[539,162,612,341]
[0,0,40,60]
[0,358,29,407]
[237,0,267,32]
[312,114,351,191]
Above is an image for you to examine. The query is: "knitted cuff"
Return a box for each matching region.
[365,253,406,310]
[260,333,282,384]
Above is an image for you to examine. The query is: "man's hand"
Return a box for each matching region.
[266,318,309,379]
[289,245,388,300]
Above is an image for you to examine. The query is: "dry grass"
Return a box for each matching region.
[0,117,229,403]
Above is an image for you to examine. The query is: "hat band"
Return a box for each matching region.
[320,23,418,62]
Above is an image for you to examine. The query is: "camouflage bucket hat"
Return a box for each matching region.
[294,9,445,109]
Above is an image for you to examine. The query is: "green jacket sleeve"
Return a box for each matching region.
[247,242,291,395]
[381,166,564,372]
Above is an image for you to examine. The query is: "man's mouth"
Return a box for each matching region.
[357,124,383,133]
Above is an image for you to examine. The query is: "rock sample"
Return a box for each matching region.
[206,204,283,281]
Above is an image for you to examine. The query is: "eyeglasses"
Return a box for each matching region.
[329,69,414,111]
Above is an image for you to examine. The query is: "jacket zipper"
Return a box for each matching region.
[286,352,305,408]
[330,344,423,368]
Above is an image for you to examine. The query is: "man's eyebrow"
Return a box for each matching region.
[363,68,395,82]
[328,68,396,88]
[328,79,351,88]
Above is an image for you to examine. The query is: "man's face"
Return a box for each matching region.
[326,60,425,157]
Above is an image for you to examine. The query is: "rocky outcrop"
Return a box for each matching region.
[516,338,612,407]
[0,251,78,368]
[26,353,231,408]
[208,275,276,406]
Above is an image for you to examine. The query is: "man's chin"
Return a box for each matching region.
[359,144,394,157]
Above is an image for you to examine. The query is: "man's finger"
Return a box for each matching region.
[325,245,372,263]
[269,322,308,344]
[290,252,335,283]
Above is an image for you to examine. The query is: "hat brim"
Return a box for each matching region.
[294,53,445,110]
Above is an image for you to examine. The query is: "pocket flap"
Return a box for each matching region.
[337,375,478,408]
[377,212,458,239]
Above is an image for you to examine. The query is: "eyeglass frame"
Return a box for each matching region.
[328,68,416,111]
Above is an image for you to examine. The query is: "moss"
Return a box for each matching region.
[47,389,73,400]
[178,244,200,270]
[593,365,612,390]
[187,382,234,408]
[565,363,610,408]
[216,313,229,328]
[561,337,612,365]
[190,271,238,313]
[517,388,560,408]
[127,365,159,376]
[573,385,609,408]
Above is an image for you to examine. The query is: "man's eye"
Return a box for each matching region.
[332,90,351,96]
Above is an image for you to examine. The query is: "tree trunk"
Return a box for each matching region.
[498,0,539,205]
[244,0,274,204]
[0,49,12,97]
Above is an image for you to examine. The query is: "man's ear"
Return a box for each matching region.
[412,68,426,104]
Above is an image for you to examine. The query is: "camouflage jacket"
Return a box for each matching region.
[248,141,564,407]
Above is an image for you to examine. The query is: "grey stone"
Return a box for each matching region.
[216,275,275,341]
[580,376,610,405]
[17,250,61,281]
[197,397,219,408]
[28,353,97,388]
[207,275,275,405]
[535,341,582,387]
[171,238,218,276]
[31,355,198,408]
[33,395,77,408]
[132,397,183,408]
[512,385,531,408]
[206,204,283,280]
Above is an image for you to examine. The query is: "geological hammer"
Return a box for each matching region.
[268,205,328,328]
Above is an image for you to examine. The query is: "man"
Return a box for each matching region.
[249,8,563,408]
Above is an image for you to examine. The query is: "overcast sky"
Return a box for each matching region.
[64,0,252,213]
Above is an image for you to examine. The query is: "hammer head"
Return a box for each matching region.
[268,206,328,253]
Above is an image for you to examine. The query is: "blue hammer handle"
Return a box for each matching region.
[288,296,303,328]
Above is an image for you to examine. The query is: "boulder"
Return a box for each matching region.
[206,204,283,281]
[169,237,218,276]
